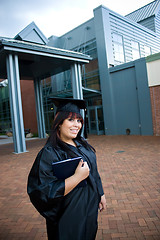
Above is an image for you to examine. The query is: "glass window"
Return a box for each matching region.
[144,46,151,56]
[82,69,100,90]
[0,84,11,133]
[112,33,123,44]
[73,40,97,59]
[131,40,140,60]
[112,33,124,62]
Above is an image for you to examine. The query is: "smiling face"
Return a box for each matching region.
[59,116,82,143]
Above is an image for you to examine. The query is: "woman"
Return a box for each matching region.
[27,98,106,240]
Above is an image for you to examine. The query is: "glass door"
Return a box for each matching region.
[88,106,104,135]
[97,107,104,134]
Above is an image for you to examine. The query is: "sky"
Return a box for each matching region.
[0,0,155,38]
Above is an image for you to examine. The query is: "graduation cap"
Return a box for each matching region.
[50,97,86,114]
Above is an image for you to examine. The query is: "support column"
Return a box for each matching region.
[77,63,85,120]
[71,63,85,136]
[94,6,117,134]
[77,63,83,99]
[34,78,46,138]
[6,54,26,153]
[71,63,83,99]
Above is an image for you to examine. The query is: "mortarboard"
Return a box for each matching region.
[50,97,86,114]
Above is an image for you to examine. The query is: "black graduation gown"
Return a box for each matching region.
[27,140,104,240]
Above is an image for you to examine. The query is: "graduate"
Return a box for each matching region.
[27,97,106,240]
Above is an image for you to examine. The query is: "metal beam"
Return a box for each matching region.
[3,46,90,63]
[6,54,26,153]
[82,86,101,94]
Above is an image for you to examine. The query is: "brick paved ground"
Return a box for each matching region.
[0,135,160,240]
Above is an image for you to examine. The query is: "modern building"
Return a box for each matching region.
[0,0,160,153]
[45,0,160,136]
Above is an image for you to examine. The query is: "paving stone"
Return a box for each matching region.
[0,135,160,239]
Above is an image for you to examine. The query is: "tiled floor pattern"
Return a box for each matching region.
[0,135,160,240]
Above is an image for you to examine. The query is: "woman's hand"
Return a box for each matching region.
[74,160,90,181]
[64,160,89,196]
[99,194,106,212]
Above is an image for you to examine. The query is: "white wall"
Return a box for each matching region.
[146,58,160,87]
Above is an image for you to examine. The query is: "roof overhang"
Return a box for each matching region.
[0,39,91,80]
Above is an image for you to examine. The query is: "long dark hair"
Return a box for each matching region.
[47,111,95,153]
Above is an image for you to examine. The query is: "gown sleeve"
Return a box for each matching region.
[95,169,104,196]
[77,142,104,197]
[27,145,65,223]
[88,148,104,197]
[90,153,104,197]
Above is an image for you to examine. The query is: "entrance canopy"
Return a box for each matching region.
[0,38,91,153]
[0,38,91,79]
